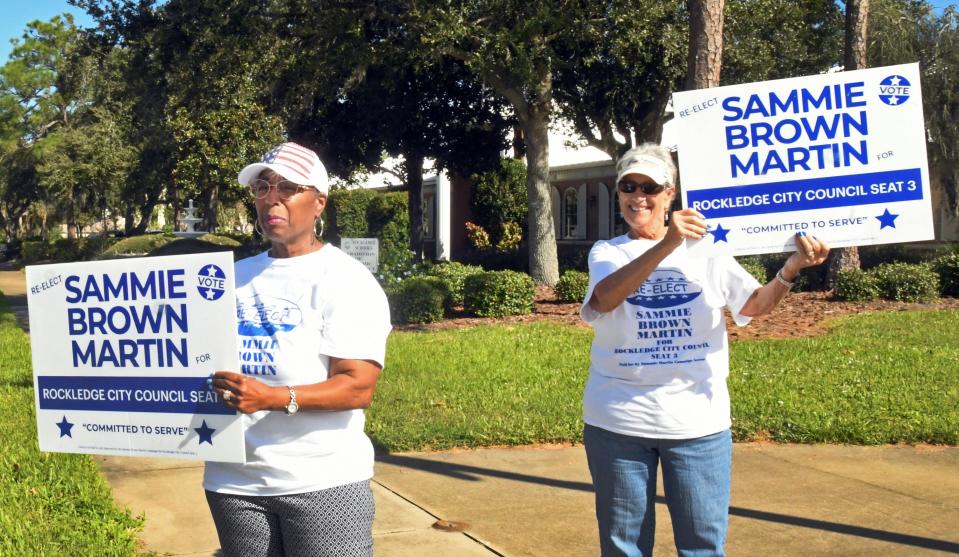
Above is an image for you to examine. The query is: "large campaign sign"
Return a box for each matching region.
[672,63,933,257]
[27,253,245,462]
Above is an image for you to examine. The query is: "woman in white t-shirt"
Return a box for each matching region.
[581,143,828,557]
[206,142,391,557]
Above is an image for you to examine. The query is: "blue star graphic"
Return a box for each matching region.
[710,224,731,243]
[876,209,899,229]
[194,420,216,445]
[57,416,74,438]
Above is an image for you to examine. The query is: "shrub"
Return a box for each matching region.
[326,188,378,244]
[146,235,242,257]
[555,270,589,303]
[496,221,523,252]
[932,253,959,297]
[463,270,535,317]
[832,269,880,301]
[389,276,448,324]
[21,240,52,263]
[736,256,768,284]
[869,262,940,302]
[367,192,410,285]
[101,234,178,257]
[427,261,485,307]
[470,158,528,246]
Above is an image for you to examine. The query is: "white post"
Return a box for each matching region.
[436,170,451,261]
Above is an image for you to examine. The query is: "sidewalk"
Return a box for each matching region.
[4,266,959,556]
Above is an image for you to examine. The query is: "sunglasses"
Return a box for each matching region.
[617,180,667,195]
[250,179,313,200]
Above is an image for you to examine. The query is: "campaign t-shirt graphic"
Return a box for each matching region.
[580,236,761,439]
[236,295,302,337]
[626,268,703,309]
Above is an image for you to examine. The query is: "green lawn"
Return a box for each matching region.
[371,310,959,451]
[0,298,143,555]
[2,290,957,551]
[729,310,959,444]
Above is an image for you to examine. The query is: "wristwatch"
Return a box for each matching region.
[285,385,299,415]
[775,268,796,289]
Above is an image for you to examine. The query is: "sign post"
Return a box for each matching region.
[672,63,934,257]
[27,252,245,462]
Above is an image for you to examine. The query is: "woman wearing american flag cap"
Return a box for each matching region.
[205,142,391,556]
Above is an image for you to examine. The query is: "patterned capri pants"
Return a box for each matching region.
[205,480,375,557]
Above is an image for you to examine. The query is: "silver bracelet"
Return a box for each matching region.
[775,268,795,289]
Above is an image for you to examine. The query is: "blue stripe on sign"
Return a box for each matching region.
[36,376,234,415]
[686,168,923,219]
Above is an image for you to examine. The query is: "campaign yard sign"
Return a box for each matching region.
[27,252,245,463]
[672,63,933,257]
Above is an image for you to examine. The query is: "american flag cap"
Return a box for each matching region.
[238,142,329,193]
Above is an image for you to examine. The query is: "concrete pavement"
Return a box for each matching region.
[4,265,959,556]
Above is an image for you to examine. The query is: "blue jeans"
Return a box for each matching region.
[584,424,732,557]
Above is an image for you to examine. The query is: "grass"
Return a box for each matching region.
[370,310,959,451]
[729,310,959,444]
[369,322,591,451]
[0,296,143,555]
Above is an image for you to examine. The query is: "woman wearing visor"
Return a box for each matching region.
[205,142,390,557]
[581,143,829,556]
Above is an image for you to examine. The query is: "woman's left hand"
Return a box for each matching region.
[784,232,830,275]
[210,371,281,414]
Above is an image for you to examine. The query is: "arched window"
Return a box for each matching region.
[597,182,610,239]
[422,192,436,240]
[563,188,578,238]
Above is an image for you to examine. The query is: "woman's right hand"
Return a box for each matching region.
[663,208,708,249]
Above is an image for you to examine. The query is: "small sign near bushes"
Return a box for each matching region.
[342,238,379,273]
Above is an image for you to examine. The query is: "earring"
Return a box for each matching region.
[254,219,264,237]
[315,217,325,238]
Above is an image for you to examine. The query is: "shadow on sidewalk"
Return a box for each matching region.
[377,452,959,554]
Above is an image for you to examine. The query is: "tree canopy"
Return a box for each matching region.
[0,0,951,261]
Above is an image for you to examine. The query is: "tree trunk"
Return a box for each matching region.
[66,190,78,239]
[405,152,425,261]
[522,81,560,286]
[686,0,725,90]
[124,203,136,235]
[826,0,869,288]
[205,182,219,233]
[844,0,869,71]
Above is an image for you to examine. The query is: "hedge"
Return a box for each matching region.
[736,256,768,284]
[327,188,378,244]
[833,269,880,302]
[932,253,959,297]
[463,270,535,317]
[427,262,485,307]
[389,276,448,324]
[555,270,589,303]
[327,189,410,286]
[870,262,940,302]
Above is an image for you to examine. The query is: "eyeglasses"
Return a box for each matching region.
[250,179,312,200]
[617,180,667,195]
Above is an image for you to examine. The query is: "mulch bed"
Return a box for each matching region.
[395,287,959,340]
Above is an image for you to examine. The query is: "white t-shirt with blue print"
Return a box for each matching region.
[580,235,760,440]
[204,245,391,496]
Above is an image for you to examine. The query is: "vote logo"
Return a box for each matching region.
[878,75,910,106]
[626,268,703,309]
[196,264,226,301]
